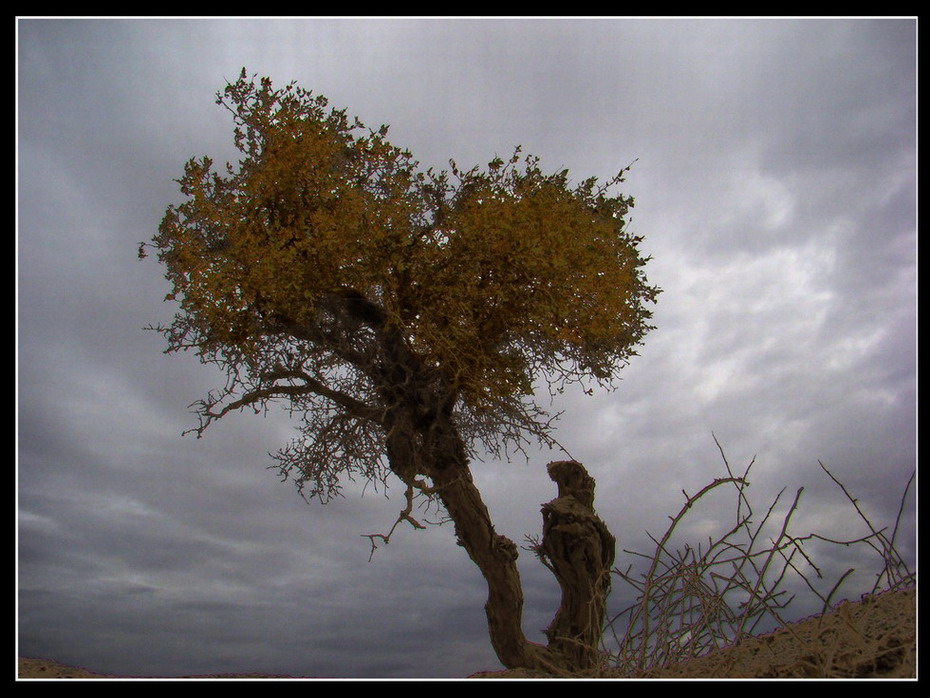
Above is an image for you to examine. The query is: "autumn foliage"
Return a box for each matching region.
[145,69,659,672]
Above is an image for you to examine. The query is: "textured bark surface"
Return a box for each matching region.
[431,465,544,669]
[539,461,615,669]
[431,458,616,672]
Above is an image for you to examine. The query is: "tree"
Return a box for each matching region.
[142,69,660,673]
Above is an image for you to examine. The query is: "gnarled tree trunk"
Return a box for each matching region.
[539,460,616,669]
[338,293,618,673]
[426,450,616,673]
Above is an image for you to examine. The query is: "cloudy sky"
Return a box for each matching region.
[17,18,916,679]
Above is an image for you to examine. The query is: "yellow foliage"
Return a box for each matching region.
[150,69,659,410]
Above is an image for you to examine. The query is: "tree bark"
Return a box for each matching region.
[367,303,616,673]
[430,453,616,673]
[540,460,616,669]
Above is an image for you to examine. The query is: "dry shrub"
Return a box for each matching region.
[602,435,915,676]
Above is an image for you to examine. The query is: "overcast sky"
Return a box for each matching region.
[17,18,916,680]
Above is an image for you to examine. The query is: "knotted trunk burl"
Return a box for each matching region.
[539,460,616,670]
[434,456,616,673]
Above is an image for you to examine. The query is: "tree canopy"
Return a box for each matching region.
[144,69,660,672]
[144,69,658,504]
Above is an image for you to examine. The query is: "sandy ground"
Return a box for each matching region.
[15,659,300,679]
[19,587,914,679]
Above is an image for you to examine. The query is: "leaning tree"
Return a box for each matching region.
[142,69,659,674]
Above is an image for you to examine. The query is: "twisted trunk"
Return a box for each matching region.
[382,385,615,672]
[429,447,615,672]
[540,460,616,668]
[337,291,616,672]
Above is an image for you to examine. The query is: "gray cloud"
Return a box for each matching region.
[18,18,915,679]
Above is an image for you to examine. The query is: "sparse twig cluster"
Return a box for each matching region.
[600,436,915,677]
